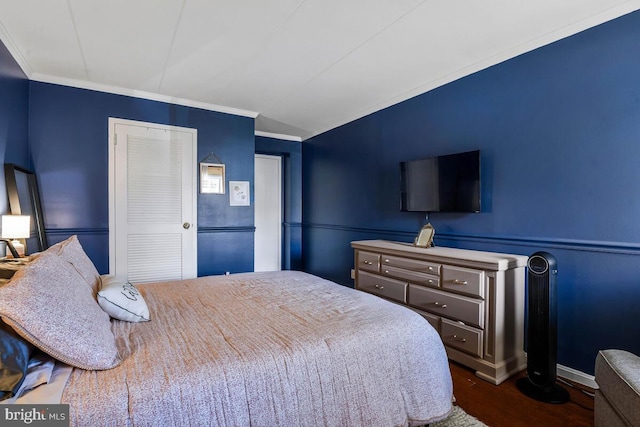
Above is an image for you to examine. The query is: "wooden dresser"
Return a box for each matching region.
[351,240,528,385]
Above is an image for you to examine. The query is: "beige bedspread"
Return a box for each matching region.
[62,271,452,426]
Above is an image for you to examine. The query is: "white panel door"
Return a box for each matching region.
[254,154,282,272]
[109,118,197,283]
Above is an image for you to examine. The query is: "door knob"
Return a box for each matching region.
[183,222,191,229]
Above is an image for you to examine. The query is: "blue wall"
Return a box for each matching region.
[28,82,256,275]
[255,136,303,270]
[0,40,29,215]
[3,10,638,375]
[0,41,304,277]
[302,10,640,374]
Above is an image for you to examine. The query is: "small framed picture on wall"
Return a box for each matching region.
[229,181,250,206]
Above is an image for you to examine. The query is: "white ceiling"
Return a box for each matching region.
[1,1,639,141]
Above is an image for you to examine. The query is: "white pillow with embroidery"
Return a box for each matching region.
[97,276,150,322]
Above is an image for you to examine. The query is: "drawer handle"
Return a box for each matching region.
[428,266,434,271]
[432,302,447,309]
[384,270,389,274]
[427,279,434,284]
[452,279,468,285]
[384,259,390,263]
[452,335,467,343]
[374,284,384,290]
[363,260,373,265]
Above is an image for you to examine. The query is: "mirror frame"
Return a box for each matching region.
[4,164,48,253]
[413,223,435,248]
[199,162,226,194]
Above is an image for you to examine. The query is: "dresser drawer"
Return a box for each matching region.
[357,251,380,273]
[408,285,484,328]
[381,265,439,288]
[441,318,483,357]
[381,255,440,275]
[441,265,485,298]
[411,307,440,332]
[357,271,407,303]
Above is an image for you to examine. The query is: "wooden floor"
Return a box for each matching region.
[450,362,595,426]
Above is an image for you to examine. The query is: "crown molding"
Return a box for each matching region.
[30,73,259,119]
[0,20,31,78]
[254,130,302,142]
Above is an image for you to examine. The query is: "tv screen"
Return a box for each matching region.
[400,150,481,213]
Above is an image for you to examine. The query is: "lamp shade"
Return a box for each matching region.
[1,215,30,239]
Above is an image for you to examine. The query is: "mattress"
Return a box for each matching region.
[61,271,453,426]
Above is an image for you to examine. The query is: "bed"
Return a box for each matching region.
[0,236,453,426]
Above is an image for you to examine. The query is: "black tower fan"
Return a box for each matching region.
[516,251,569,403]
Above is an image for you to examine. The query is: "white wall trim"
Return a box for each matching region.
[0,21,31,78]
[521,352,598,389]
[558,364,598,390]
[254,130,302,142]
[31,73,259,119]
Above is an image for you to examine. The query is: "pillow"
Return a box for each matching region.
[53,235,101,296]
[98,275,150,322]
[0,251,121,370]
[0,320,33,401]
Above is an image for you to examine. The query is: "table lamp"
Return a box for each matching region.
[1,215,30,258]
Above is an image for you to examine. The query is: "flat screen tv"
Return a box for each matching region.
[400,150,481,213]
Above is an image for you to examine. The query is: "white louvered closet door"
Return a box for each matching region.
[109,118,197,284]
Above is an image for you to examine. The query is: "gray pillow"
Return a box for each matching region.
[0,251,121,370]
[53,235,101,296]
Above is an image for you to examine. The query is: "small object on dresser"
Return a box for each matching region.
[0,258,30,280]
[414,223,435,248]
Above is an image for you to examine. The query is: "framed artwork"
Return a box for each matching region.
[229,181,250,206]
[414,223,435,248]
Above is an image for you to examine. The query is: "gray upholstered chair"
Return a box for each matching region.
[594,350,640,426]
